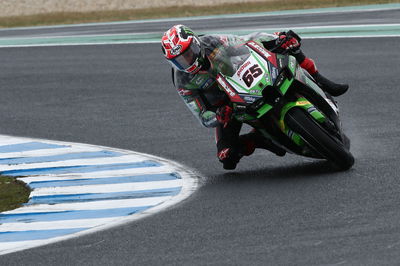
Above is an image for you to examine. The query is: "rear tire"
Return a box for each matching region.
[285,108,354,170]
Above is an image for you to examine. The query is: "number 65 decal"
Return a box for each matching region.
[242,64,262,87]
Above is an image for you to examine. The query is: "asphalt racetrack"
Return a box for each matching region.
[1,6,400,265]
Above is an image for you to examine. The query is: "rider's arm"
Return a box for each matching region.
[177,87,218,128]
[172,69,218,128]
[245,31,310,64]
[242,32,279,49]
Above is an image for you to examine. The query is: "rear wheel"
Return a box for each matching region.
[285,107,354,170]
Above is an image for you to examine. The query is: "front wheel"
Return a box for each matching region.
[285,107,354,170]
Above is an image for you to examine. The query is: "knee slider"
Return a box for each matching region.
[217,148,241,164]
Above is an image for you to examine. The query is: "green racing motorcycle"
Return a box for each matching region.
[214,40,354,170]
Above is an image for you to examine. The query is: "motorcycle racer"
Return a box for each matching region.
[161,24,349,170]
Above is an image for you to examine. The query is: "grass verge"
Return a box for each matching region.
[0,176,30,212]
[0,0,399,28]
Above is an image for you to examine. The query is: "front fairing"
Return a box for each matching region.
[213,41,285,123]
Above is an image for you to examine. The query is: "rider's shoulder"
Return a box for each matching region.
[200,34,239,48]
[174,69,211,91]
[174,69,198,88]
[199,35,222,48]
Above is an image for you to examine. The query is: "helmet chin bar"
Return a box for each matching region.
[185,58,202,74]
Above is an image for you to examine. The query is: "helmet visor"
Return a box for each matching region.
[169,40,201,72]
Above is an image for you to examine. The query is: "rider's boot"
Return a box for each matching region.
[219,132,287,170]
[222,156,241,170]
[240,132,286,157]
[255,138,286,157]
[218,148,242,170]
[312,72,349,97]
[298,56,349,97]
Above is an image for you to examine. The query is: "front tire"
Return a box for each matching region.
[285,107,354,170]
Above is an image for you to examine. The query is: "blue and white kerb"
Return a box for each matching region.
[0,135,199,255]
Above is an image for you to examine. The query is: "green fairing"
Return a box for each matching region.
[257,104,273,118]
[278,55,297,95]
[279,78,293,97]
[214,42,327,148]
[254,53,273,94]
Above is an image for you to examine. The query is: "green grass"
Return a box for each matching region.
[0,176,30,212]
[0,0,399,28]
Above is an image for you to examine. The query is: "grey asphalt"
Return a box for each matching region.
[1,9,400,266]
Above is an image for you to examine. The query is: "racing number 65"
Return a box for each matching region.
[243,64,262,87]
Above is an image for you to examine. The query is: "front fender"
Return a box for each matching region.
[279,97,326,146]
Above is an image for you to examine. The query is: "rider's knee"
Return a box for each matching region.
[217,147,241,169]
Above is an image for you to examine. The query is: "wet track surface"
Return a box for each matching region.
[1,8,400,265]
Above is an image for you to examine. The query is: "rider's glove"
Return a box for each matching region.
[276,30,301,53]
[216,105,233,124]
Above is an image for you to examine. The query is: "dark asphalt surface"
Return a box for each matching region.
[1,9,400,266]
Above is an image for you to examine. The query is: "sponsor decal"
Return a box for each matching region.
[216,75,245,103]
[177,88,192,96]
[187,101,200,112]
[243,96,257,103]
[278,58,285,68]
[218,148,230,160]
[171,44,183,55]
[193,76,214,89]
[275,74,285,87]
[246,41,278,67]
[296,100,311,106]
[271,68,279,80]
[307,106,317,114]
[195,98,204,111]
[179,26,194,39]
[201,78,215,89]
[186,60,200,73]
[247,41,271,59]
[217,75,236,97]
[236,61,252,77]
[194,76,206,85]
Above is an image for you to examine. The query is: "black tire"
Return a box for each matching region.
[285,107,354,170]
